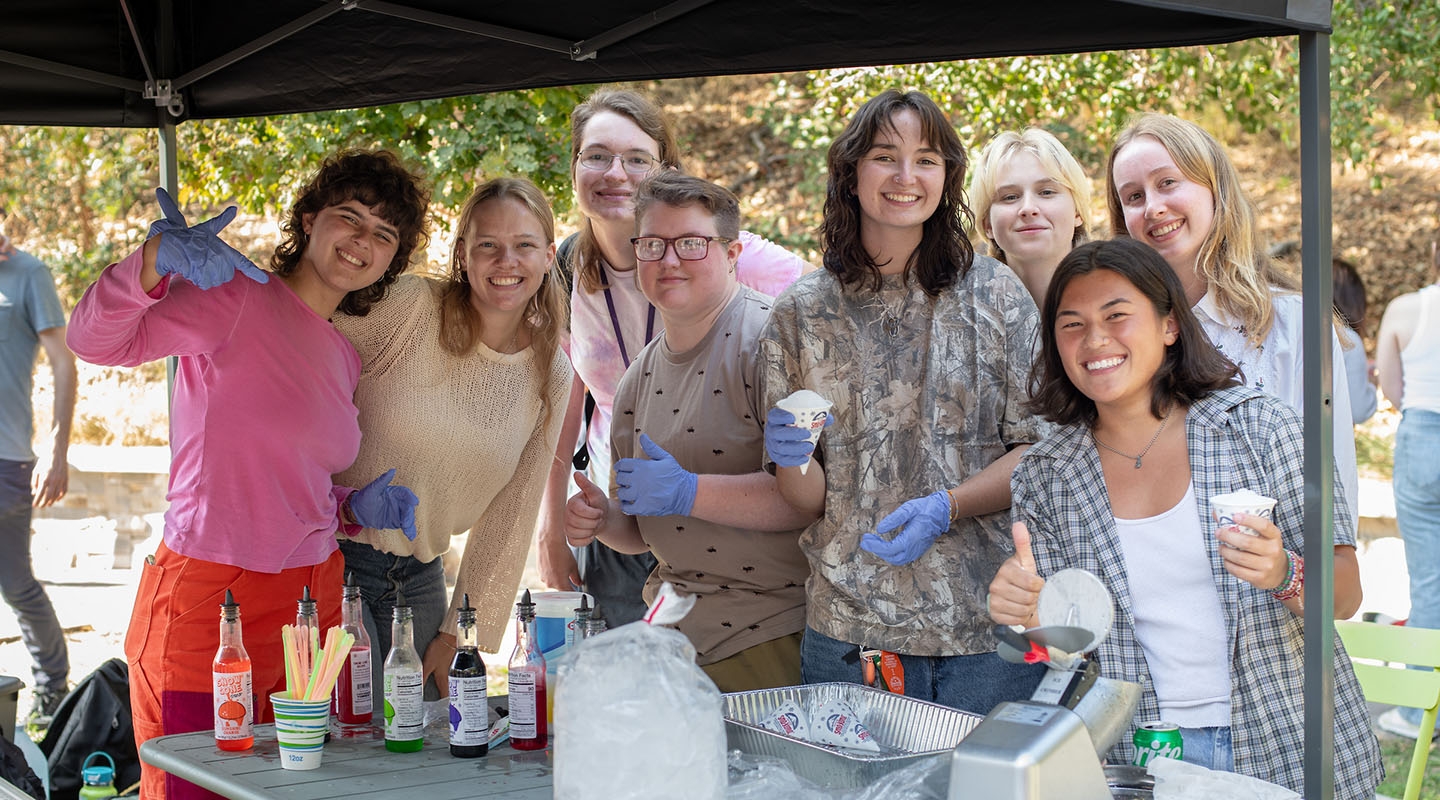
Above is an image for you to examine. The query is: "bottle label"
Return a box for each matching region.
[213,669,253,741]
[384,669,424,741]
[509,669,538,739]
[448,675,489,746]
[349,649,372,715]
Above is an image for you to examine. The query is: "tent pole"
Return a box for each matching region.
[1298,29,1335,800]
[159,117,179,400]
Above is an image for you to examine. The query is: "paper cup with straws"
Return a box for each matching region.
[271,692,331,770]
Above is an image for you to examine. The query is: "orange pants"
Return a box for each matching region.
[128,541,343,800]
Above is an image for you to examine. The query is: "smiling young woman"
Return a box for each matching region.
[67,149,429,800]
[1104,112,1361,547]
[989,238,1380,798]
[757,90,1051,714]
[332,177,573,700]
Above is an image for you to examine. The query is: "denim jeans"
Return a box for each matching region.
[1394,409,1440,727]
[338,539,449,701]
[799,625,1045,716]
[0,459,68,691]
[1177,725,1233,771]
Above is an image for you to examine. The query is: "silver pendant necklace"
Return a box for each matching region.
[1092,406,1175,469]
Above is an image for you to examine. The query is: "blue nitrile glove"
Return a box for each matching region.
[859,490,953,566]
[349,468,419,541]
[148,187,269,289]
[765,407,834,468]
[615,434,698,517]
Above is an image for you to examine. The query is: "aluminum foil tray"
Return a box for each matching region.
[723,682,984,788]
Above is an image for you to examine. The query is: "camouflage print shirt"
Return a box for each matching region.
[757,256,1048,656]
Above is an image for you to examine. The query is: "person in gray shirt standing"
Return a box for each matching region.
[0,210,75,733]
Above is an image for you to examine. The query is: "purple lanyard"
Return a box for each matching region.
[602,286,656,369]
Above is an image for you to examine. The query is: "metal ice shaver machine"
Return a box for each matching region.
[946,569,1145,799]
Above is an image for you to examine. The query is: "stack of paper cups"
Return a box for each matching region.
[533,590,592,726]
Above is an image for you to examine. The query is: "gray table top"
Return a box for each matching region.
[140,714,552,800]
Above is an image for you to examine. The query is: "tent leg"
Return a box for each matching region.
[1299,28,1335,800]
[159,117,179,402]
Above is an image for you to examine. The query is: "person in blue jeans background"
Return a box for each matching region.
[0,219,75,733]
[1376,237,1440,739]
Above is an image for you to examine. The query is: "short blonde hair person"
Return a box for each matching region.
[1106,112,1296,345]
[970,128,1093,264]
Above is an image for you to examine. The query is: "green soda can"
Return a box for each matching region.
[1132,722,1183,766]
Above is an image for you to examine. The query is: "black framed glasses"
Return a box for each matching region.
[576,148,660,175]
[631,235,732,262]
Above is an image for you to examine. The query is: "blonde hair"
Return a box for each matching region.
[440,177,569,425]
[1105,113,1296,344]
[970,128,1092,263]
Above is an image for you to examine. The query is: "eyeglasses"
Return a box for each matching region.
[576,149,660,175]
[631,235,732,262]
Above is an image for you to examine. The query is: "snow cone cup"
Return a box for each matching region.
[271,692,330,770]
[776,389,832,475]
[1210,489,1278,542]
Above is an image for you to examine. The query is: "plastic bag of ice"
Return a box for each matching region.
[553,583,726,800]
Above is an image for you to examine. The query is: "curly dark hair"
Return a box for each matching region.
[819,90,974,296]
[269,149,430,316]
[1028,238,1240,427]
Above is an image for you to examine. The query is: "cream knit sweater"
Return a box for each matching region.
[334,274,572,647]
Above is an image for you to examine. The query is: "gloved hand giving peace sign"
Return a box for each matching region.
[148,187,270,289]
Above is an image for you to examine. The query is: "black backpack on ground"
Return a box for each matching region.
[39,658,140,800]
[0,735,44,799]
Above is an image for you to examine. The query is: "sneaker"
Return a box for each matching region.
[1376,708,1439,740]
[24,685,68,738]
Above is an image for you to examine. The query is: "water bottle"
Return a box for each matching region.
[78,752,118,799]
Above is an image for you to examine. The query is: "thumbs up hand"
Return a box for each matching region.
[614,434,698,517]
[987,521,1046,627]
[565,471,612,548]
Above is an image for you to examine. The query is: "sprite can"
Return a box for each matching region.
[1132,722,1183,766]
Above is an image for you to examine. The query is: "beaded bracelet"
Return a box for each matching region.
[947,488,961,522]
[1271,549,1305,601]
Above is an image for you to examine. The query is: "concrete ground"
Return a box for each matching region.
[0,476,1418,792]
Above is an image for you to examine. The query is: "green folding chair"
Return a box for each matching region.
[1336,620,1440,800]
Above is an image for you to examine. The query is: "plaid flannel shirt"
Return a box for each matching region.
[1012,385,1382,798]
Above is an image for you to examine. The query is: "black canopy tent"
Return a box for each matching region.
[0,2,1345,796]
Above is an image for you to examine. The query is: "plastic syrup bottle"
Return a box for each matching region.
[508,589,547,750]
[383,596,424,752]
[333,572,373,725]
[448,593,488,758]
[212,589,254,751]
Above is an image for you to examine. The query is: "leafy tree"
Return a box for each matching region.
[756,0,1440,252]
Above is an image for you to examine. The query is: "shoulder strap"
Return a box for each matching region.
[556,232,579,296]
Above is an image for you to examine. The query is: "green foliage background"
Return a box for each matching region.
[1,0,1435,304]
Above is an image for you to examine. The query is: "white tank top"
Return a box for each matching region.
[1400,285,1440,414]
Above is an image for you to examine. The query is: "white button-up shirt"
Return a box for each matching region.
[1193,289,1358,536]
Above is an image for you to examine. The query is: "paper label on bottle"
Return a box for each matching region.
[349,649,372,715]
[449,675,489,746]
[213,669,253,741]
[384,669,424,741]
[509,669,538,739]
